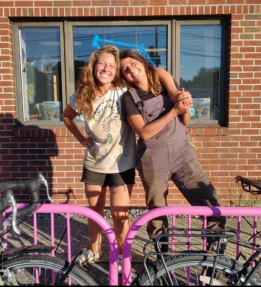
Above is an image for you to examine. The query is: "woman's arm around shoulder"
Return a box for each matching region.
[126,100,189,141]
[156,67,193,125]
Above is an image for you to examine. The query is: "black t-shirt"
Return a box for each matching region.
[121,87,190,144]
[121,89,169,120]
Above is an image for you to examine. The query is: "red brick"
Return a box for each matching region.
[0,0,260,207]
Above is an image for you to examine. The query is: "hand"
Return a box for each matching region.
[178,92,193,109]
[170,88,192,105]
[80,136,94,149]
[176,89,193,108]
[173,97,193,116]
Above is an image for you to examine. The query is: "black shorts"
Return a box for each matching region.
[81,167,135,188]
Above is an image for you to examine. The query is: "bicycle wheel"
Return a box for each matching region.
[132,255,261,286]
[2,254,97,286]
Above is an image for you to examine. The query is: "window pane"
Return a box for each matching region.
[73,25,167,88]
[179,25,221,122]
[19,27,62,122]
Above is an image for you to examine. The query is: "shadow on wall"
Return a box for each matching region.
[0,112,73,204]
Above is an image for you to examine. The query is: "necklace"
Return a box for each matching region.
[96,88,111,98]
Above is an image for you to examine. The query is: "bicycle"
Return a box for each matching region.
[3,174,261,286]
[130,175,261,286]
[0,173,98,286]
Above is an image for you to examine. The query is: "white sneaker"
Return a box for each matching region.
[78,249,103,265]
[118,254,122,274]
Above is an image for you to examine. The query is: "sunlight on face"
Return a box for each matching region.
[94,53,117,87]
[120,57,144,84]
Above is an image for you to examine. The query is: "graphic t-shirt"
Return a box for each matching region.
[70,87,136,173]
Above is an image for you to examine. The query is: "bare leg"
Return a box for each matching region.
[85,183,106,253]
[110,184,133,255]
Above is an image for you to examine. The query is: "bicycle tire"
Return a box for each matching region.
[132,254,261,286]
[2,254,97,286]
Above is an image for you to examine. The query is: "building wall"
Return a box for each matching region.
[0,0,261,207]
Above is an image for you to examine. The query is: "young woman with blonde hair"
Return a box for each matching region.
[63,45,136,267]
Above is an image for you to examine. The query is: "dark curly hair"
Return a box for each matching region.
[119,50,162,95]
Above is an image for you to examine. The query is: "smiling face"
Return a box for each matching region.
[94,52,117,88]
[120,57,147,87]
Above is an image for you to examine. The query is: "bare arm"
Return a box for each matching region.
[156,67,180,99]
[156,67,193,125]
[127,101,190,141]
[62,104,93,148]
[180,110,191,126]
[176,90,193,125]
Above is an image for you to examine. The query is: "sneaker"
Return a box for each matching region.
[78,249,103,265]
[118,255,122,274]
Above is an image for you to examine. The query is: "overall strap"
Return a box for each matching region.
[128,87,141,104]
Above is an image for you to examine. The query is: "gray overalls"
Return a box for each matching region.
[129,88,226,242]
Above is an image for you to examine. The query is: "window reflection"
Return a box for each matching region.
[19,27,62,122]
[73,25,167,88]
[180,25,221,122]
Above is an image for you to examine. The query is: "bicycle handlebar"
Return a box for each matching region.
[0,172,53,232]
[0,172,50,197]
[0,189,20,234]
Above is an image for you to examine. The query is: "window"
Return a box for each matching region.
[13,19,227,126]
[71,23,169,121]
[73,25,168,88]
[175,21,227,125]
[13,24,65,124]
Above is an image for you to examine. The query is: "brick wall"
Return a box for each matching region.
[0,0,261,207]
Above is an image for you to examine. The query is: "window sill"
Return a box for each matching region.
[187,126,229,137]
[13,125,84,138]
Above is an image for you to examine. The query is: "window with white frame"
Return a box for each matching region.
[13,19,228,126]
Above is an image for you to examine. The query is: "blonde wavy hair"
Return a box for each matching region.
[119,50,162,96]
[76,45,122,118]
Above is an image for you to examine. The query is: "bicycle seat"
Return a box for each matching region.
[235,175,261,195]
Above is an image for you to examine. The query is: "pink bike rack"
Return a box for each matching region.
[122,206,261,285]
[4,204,119,286]
[3,204,261,286]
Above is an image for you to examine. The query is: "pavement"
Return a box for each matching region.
[4,210,260,286]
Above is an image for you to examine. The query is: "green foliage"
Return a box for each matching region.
[180,66,220,89]
[235,193,261,207]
